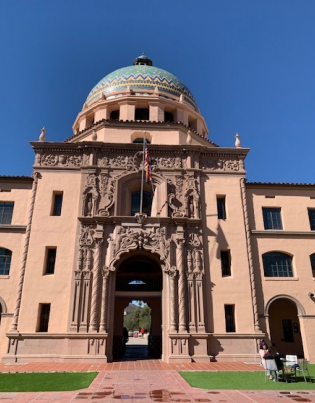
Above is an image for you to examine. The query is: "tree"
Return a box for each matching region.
[124,306,151,331]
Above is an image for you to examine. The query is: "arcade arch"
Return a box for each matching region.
[266,295,304,357]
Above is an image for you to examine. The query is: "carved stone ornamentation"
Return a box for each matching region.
[97,174,115,217]
[184,175,200,219]
[82,173,100,217]
[134,212,147,224]
[39,153,82,167]
[200,156,243,172]
[151,156,186,170]
[167,178,186,218]
[79,225,94,246]
[108,226,170,271]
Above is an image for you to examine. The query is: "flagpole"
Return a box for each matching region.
[139,136,146,214]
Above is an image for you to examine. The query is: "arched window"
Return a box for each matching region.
[310,253,315,277]
[131,191,152,216]
[0,248,12,275]
[262,252,293,277]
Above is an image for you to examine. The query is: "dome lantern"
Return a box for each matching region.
[133,53,153,66]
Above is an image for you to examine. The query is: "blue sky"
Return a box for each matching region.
[1,0,315,183]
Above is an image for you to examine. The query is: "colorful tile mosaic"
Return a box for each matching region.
[86,65,198,110]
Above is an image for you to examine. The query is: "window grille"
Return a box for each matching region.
[0,248,12,275]
[262,252,293,277]
[262,207,283,229]
[0,202,14,224]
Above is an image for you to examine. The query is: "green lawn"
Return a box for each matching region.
[0,372,98,392]
[180,365,315,390]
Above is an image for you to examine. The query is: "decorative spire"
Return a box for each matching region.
[133,53,153,66]
[39,127,46,142]
[235,133,241,148]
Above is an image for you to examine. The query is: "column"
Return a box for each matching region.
[187,249,196,332]
[176,238,187,333]
[100,267,110,332]
[79,248,92,332]
[167,266,178,332]
[194,250,205,332]
[89,239,103,332]
[70,248,84,331]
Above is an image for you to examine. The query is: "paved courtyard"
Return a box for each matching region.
[0,341,314,403]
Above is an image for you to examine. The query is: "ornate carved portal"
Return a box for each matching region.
[70,222,208,362]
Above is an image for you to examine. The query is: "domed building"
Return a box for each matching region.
[0,55,315,363]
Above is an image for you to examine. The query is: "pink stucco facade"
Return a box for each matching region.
[0,56,314,363]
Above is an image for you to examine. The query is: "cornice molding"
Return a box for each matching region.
[0,225,27,233]
[251,230,315,238]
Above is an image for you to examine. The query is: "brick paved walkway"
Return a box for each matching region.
[0,361,315,402]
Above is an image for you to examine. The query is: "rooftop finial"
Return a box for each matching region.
[133,54,153,66]
[39,127,46,142]
[235,133,241,148]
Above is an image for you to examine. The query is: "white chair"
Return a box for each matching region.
[285,355,298,379]
[265,359,278,382]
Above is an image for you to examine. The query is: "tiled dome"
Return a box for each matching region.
[85,58,198,111]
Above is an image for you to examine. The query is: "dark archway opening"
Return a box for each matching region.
[268,298,304,357]
[113,255,162,361]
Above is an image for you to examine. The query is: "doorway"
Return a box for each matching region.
[112,254,162,360]
[268,298,304,357]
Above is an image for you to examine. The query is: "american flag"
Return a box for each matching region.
[144,143,152,183]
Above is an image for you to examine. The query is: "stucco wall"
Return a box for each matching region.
[17,171,81,333]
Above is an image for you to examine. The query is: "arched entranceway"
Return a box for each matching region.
[112,254,162,360]
[267,297,304,357]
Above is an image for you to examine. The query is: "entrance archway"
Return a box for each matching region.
[112,254,162,360]
[267,297,304,357]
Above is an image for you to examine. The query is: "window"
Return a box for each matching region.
[52,193,63,216]
[135,108,149,120]
[308,209,315,231]
[0,202,14,224]
[45,248,56,275]
[110,110,120,120]
[225,305,235,332]
[133,138,150,144]
[282,319,294,342]
[0,248,12,275]
[164,111,174,122]
[262,252,293,277]
[217,196,226,219]
[37,304,50,332]
[131,191,152,216]
[221,250,231,276]
[310,253,315,277]
[262,207,283,229]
